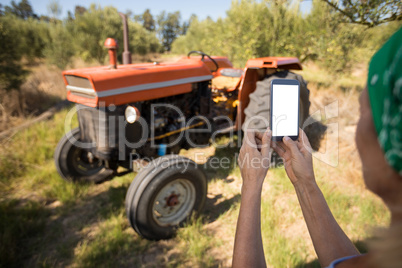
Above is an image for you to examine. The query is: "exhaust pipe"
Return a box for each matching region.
[119,12,132,65]
[104,38,117,69]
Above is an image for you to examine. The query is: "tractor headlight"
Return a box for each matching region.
[125,106,139,124]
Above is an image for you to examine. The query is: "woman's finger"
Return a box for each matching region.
[298,128,312,150]
[246,129,257,147]
[271,141,285,158]
[242,129,256,149]
[261,129,271,158]
[255,134,262,148]
[283,136,300,156]
[255,131,265,141]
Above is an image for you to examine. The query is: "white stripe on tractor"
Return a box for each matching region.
[67,85,97,96]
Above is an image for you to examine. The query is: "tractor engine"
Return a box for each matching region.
[74,80,212,170]
[134,81,212,159]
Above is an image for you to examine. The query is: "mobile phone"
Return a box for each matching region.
[270,79,299,141]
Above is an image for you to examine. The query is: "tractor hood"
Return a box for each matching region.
[63,58,215,107]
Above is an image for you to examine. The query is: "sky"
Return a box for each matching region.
[0,0,312,21]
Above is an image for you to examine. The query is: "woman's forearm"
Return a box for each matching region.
[294,180,359,267]
[232,186,267,268]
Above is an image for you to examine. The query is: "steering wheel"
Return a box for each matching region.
[187,51,219,72]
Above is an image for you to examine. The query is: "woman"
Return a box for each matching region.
[232,27,402,268]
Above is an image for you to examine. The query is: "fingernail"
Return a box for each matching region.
[283,136,290,141]
[267,130,271,136]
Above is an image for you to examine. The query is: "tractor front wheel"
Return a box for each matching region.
[54,127,114,183]
[125,155,207,240]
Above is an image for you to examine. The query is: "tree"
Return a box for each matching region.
[0,17,27,92]
[74,5,87,17]
[70,5,161,63]
[4,0,37,20]
[128,20,161,54]
[142,9,155,31]
[47,0,62,20]
[181,14,197,35]
[320,0,402,27]
[67,11,73,21]
[172,0,369,70]
[44,23,74,69]
[157,11,182,51]
[134,9,156,31]
[125,9,133,19]
[39,15,51,22]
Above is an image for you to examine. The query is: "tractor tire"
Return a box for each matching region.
[125,155,207,240]
[243,70,310,132]
[54,127,114,183]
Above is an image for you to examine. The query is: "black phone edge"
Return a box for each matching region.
[271,135,298,142]
[269,79,300,141]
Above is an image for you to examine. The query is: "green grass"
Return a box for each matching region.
[174,215,217,267]
[0,100,390,267]
[0,106,78,185]
[0,199,49,267]
[73,213,150,267]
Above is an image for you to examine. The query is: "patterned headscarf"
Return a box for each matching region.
[367,27,402,175]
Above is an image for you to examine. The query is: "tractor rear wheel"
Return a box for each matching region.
[242,71,311,166]
[243,70,310,132]
[54,128,114,183]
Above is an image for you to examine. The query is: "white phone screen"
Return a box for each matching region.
[271,84,299,137]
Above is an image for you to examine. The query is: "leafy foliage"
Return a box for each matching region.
[59,5,160,64]
[157,11,182,51]
[44,22,75,69]
[0,16,28,91]
[172,0,400,71]
[68,4,124,63]
[173,0,309,67]
[3,0,37,19]
[135,9,156,32]
[75,5,87,17]
[320,0,402,27]
[47,0,62,20]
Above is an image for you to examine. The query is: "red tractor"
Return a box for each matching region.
[54,14,312,240]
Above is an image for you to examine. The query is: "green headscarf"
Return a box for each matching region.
[367,27,402,175]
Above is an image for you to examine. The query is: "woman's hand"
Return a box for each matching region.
[271,128,315,186]
[238,128,272,191]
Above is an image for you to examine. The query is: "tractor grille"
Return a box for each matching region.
[65,75,96,99]
[76,104,118,160]
[76,104,144,161]
[65,75,92,89]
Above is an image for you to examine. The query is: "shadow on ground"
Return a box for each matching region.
[204,193,241,223]
[201,135,240,181]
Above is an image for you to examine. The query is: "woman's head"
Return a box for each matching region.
[355,27,402,207]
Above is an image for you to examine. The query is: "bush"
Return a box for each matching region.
[171,0,383,72]
[172,0,311,67]
[0,16,27,91]
[43,22,74,69]
[69,4,161,64]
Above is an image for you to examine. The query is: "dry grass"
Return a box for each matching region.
[0,61,66,132]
